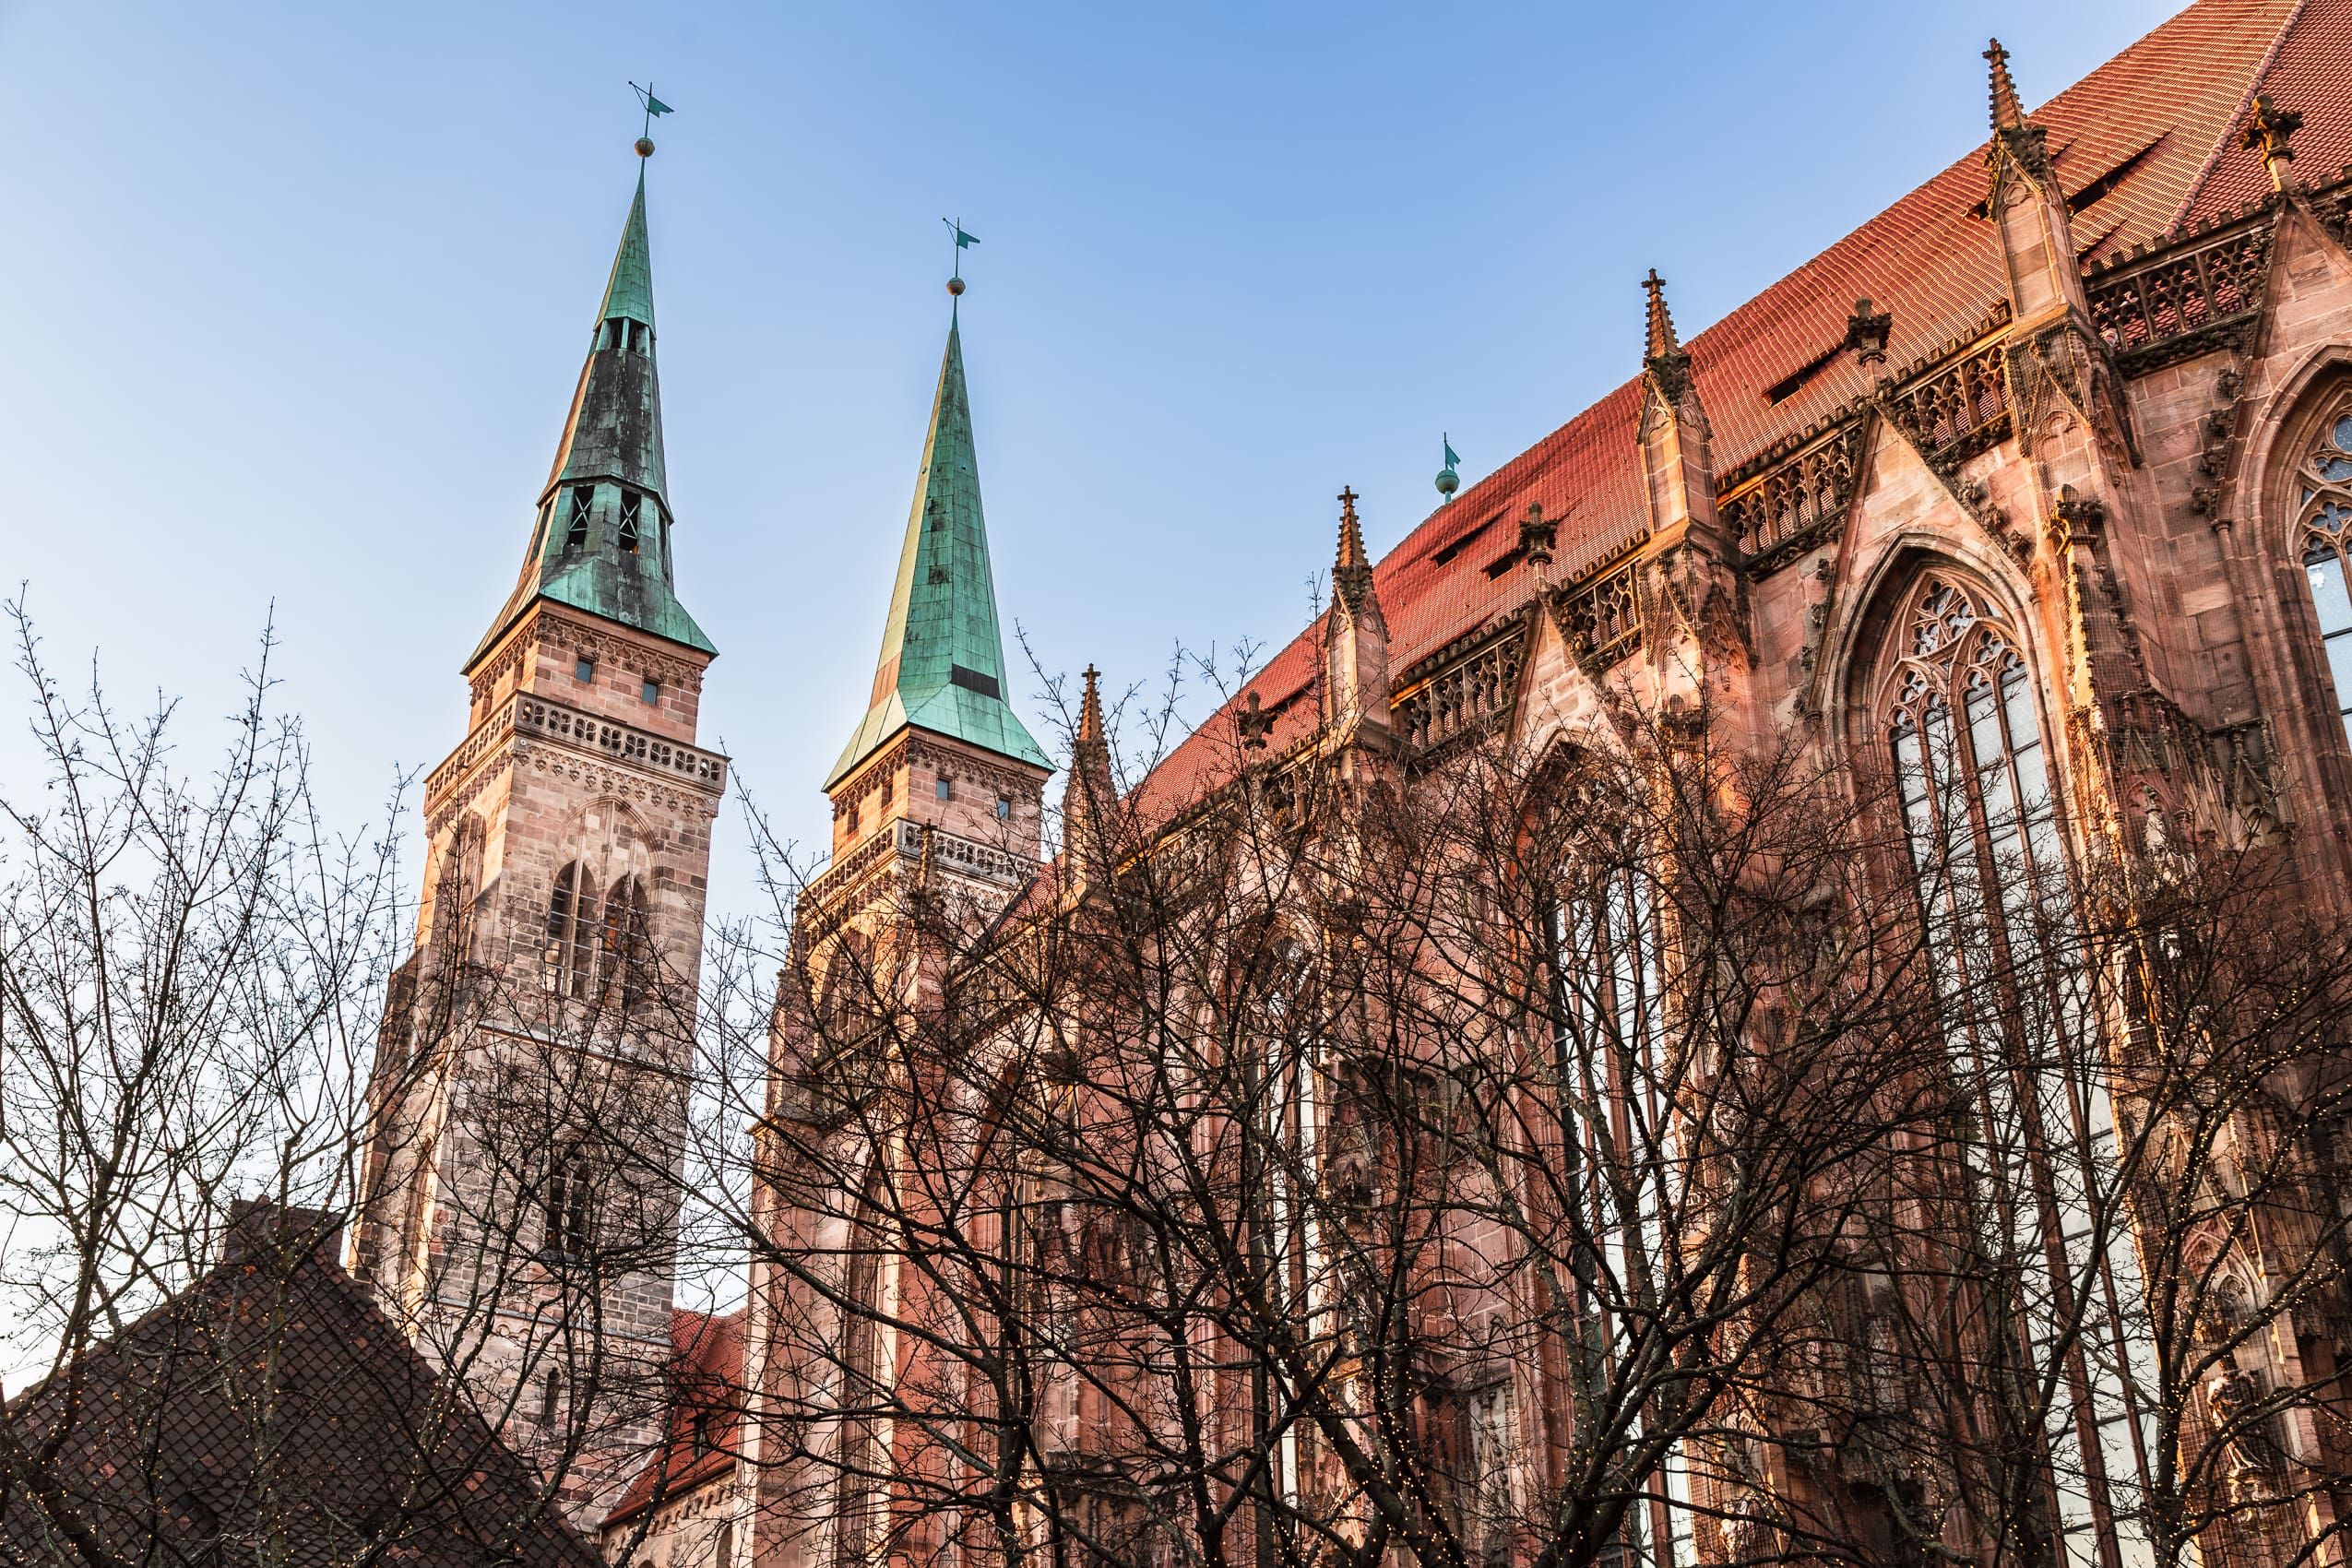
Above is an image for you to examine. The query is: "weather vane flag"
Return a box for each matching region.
[629,81,673,153]
[944,219,980,298]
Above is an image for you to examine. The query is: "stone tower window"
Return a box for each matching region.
[597,875,654,1008]
[641,678,659,706]
[936,777,953,802]
[544,1148,595,1260]
[996,794,1012,820]
[2295,410,2352,750]
[547,861,596,999]
[564,486,593,552]
[618,492,641,555]
[575,656,594,683]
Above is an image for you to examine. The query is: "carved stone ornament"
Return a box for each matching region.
[1235,691,1276,753]
[2204,1363,2275,1502]
[1843,298,1894,366]
[2239,93,2304,170]
[1517,502,1558,569]
[2049,483,2107,547]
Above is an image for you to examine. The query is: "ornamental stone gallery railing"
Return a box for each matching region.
[1721,312,2012,573]
[800,817,1031,915]
[1391,622,1530,754]
[1883,335,2013,465]
[1551,552,1645,668]
[2086,208,2275,372]
[426,694,728,805]
[1721,424,1865,561]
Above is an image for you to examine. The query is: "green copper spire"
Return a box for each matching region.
[469,162,712,671]
[826,318,1048,787]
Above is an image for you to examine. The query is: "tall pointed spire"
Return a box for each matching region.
[1333,486,1374,612]
[1322,487,1389,735]
[470,156,709,670]
[1642,269,1681,361]
[826,317,1049,788]
[1985,39,2025,131]
[1061,664,1118,864]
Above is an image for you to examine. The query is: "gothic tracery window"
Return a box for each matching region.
[2293,409,2352,750]
[1874,571,2155,1557]
[1883,576,2065,970]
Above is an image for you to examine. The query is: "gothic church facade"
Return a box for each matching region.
[359,1,2352,1564]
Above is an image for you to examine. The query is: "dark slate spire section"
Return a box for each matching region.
[826,318,1049,787]
[469,164,712,671]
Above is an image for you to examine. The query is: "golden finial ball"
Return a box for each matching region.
[636,137,656,158]
[946,276,966,297]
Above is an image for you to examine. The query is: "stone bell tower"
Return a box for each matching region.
[351,146,726,1528]
[743,300,1051,1568]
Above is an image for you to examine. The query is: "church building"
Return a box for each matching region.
[339,3,2352,1567]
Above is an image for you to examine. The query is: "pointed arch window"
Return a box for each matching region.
[2294,409,2352,750]
[546,861,596,999]
[597,874,654,1008]
[1876,572,2155,1556]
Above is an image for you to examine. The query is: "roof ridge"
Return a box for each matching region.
[2167,0,2312,233]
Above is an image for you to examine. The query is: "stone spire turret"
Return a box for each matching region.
[1061,665,1119,871]
[1643,267,1682,363]
[827,316,1049,789]
[1323,487,1390,735]
[1977,37,2090,339]
[1635,271,1720,552]
[470,163,712,671]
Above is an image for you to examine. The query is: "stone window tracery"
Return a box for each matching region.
[2292,408,2352,750]
[1872,570,2156,1556]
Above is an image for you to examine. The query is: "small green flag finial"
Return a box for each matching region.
[944,219,980,300]
[629,81,673,154]
[1443,436,1461,469]
[1436,434,1461,503]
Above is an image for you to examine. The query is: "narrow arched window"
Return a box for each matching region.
[597,875,654,1006]
[1883,576,2066,990]
[2294,409,2352,750]
[547,862,596,999]
[544,1147,595,1259]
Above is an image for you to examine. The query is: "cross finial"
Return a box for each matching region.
[1338,486,1360,524]
[1985,40,2025,131]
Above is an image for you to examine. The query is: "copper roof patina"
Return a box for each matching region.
[827,316,1049,787]
[470,165,714,671]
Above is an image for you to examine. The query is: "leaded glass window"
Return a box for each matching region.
[1878,573,2154,1567]
[2295,410,2352,751]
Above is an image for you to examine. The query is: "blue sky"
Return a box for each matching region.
[0,0,2179,918]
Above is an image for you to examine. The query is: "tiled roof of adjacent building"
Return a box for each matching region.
[601,1308,744,1531]
[1130,0,2343,820]
[2,1204,599,1568]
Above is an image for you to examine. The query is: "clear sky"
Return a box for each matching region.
[0,0,2180,919]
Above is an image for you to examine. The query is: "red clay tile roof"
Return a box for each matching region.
[1130,0,2340,821]
[601,1308,745,1530]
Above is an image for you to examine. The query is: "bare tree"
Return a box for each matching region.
[0,600,674,1568]
[690,658,2352,1568]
